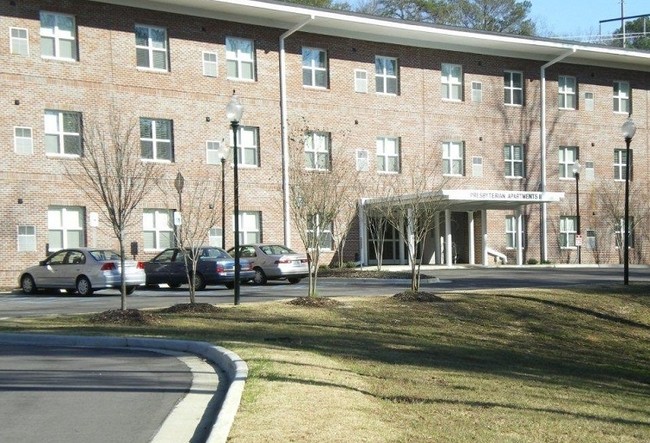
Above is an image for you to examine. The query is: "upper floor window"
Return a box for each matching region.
[355,69,368,93]
[231,126,260,167]
[304,132,330,171]
[140,118,173,162]
[203,51,218,77]
[356,149,369,171]
[614,149,631,181]
[40,12,77,61]
[14,126,33,155]
[226,37,255,81]
[443,141,464,176]
[302,47,327,88]
[135,25,168,71]
[613,81,630,114]
[44,110,81,156]
[504,71,523,105]
[375,56,398,95]
[559,146,578,179]
[441,63,462,101]
[143,209,173,251]
[48,206,84,250]
[471,81,482,103]
[376,137,400,173]
[584,92,595,111]
[504,144,524,178]
[206,140,225,165]
[559,75,576,110]
[10,27,29,56]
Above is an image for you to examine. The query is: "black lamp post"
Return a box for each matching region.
[174,171,184,246]
[226,92,244,305]
[572,159,581,264]
[621,117,636,285]
[216,143,230,250]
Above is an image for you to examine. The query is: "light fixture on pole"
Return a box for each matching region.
[572,159,581,264]
[174,171,184,245]
[621,116,636,285]
[226,91,244,305]
[216,143,231,250]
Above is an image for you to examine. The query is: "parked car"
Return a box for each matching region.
[144,246,254,290]
[228,244,309,285]
[19,248,146,296]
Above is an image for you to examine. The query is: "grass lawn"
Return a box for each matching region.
[1,284,649,442]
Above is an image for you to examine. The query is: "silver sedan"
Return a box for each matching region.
[228,244,309,285]
[18,248,146,296]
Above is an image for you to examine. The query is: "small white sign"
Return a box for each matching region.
[89,212,99,228]
[575,235,582,247]
[174,211,182,226]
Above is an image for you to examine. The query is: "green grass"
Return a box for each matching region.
[2,285,649,442]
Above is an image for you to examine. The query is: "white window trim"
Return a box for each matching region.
[206,140,224,165]
[558,75,577,110]
[40,11,77,61]
[560,216,578,249]
[237,211,261,244]
[376,137,400,173]
[504,70,523,106]
[504,144,524,179]
[471,81,482,103]
[443,141,464,176]
[44,110,81,157]
[135,24,168,72]
[613,80,630,114]
[17,225,37,252]
[143,209,173,251]
[441,63,463,101]
[304,132,331,171]
[614,149,628,182]
[302,47,328,89]
[140,118,173,162]
[14,126,33,155]
[505,216,524,250]
[354,69,368,93]
[10,27,29,56]
[225,36,255,81]
[356,149,369,171]
[558,146,578,180]
[202,51,218,77]
[230,126,260,168]
[375,55,398,95]
[47,206,84,251]
[307,214,333,251]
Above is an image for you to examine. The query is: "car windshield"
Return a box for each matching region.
[89,250,122,261]
[260,245,295,255]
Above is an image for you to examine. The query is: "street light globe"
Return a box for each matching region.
[622,117,636,140]
[226,93,244,123]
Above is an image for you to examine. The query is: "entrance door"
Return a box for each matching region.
[367,219,403,265]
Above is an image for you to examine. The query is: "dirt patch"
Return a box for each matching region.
[88,309,162,325]
[288,296,343,308]
[159,303,222,314]
[392,290,444,302]
[318,268,435,280]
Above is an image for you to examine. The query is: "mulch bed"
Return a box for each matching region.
[158,303,222,314]
[88,309,162,325]
[392,290,444,302]
[287,296,343,307]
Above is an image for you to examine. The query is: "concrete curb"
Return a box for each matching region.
[0,332,247,443]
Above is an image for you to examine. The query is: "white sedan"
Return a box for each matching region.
[228,244,309,285]
[19,248,146,296]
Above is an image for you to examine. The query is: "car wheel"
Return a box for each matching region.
[167,282,182,289]
[125,286,136,295]
[287,277,302,284]
[253,268,267,285]
[76,276,94,296]
[224,282,234,289]
[21,275,37,294]
[191,273,206,291]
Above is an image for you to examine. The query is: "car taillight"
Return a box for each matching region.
[275,258,291,264]
[216,263,225,273]
[100,262,116,271]
[136,262,145,269]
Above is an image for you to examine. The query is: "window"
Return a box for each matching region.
[226,37,255,80]
[584,92,595,111]
[206,140,225,165]
[238,211,261,244]
[615,217,635,249]
[140,118,173,161]
[302,47,327,88]
[355,69,368,93]
[441,63,462,101]
[44,110,81,156]
[203,51,218,77]
[559,75,576,110]
[376,137,400,173]
[504,144,524,178]
[17,225,36,252]
[40,12,77,60]
[471,81,482,103]
[305,132,330,171]
[560,216,577,248]
[356,149,369,172]
[504,71,523,105]
[48,206,84,250]
[472,156,483,177]
[143,209,173,250]
[613,81,630,114]
[10,27,29,56]
[135,25,168,71]
[614,149,631,181]
[505,216,525,249]
[209,227,223,247]
[308,214,333,250]
[585,161,595,181]
[559,146,578,179]
[443,141,464,176]
[230,126,259,167]
[586,229,596,250]
[375,56,398,95]
[14,127,33,155]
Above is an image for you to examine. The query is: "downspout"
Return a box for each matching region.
[280,16,314,247]
[540,47,576,262]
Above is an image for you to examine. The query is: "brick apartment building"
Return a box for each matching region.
[1,0,650,287]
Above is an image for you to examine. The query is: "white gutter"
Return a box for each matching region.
[280,16,314,247]
[540,47,576,261]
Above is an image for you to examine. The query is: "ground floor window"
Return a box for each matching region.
[505,215,525,249]
[143,209,173,251]
[238,211,261,244]
[17,225,36,252]
[48,206,84,251]
[560,216,577,248]
[308,214,333,251]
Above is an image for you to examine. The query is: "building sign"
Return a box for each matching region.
[443,189,563,203]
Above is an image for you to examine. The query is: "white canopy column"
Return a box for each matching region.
[468,211,475,265]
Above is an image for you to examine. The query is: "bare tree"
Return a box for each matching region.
[65,109,163,310]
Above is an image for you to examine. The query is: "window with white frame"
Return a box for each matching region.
[613,81,630,114]
[237,211,261,244]
[504,144,524,178]
[615,217,635,249]
[48,206,84,250]
[209,227,223,247]
[560,216,577,248]
[356,149,369,171]
[230,126,259,167]
[355,69,368,93]
[135,25,168,71]
[614,148,631,181]
[441,63,462,101]
[10,27,29,56]
[376,137,400,173]
[304,131,330,171]
[558,75,576,110]
[559,146,578,179]
[226,37,255,80]
[203,51,218,77]
[505,216,525,249]
[40,12,77,60]
[504,70,523,105]
[375,56,398,95]
[140,118,173,161]
[17,225,36,252]
[471,81,482,103]
[443,141,464,176]
[586,229,596,250]
[143,209,173,250]
[308,214,333,250]
[584,92,595,111]
[14,127,33,155]
[206,140,225,165]
[302,47,327,88]
[44,110,81,156]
